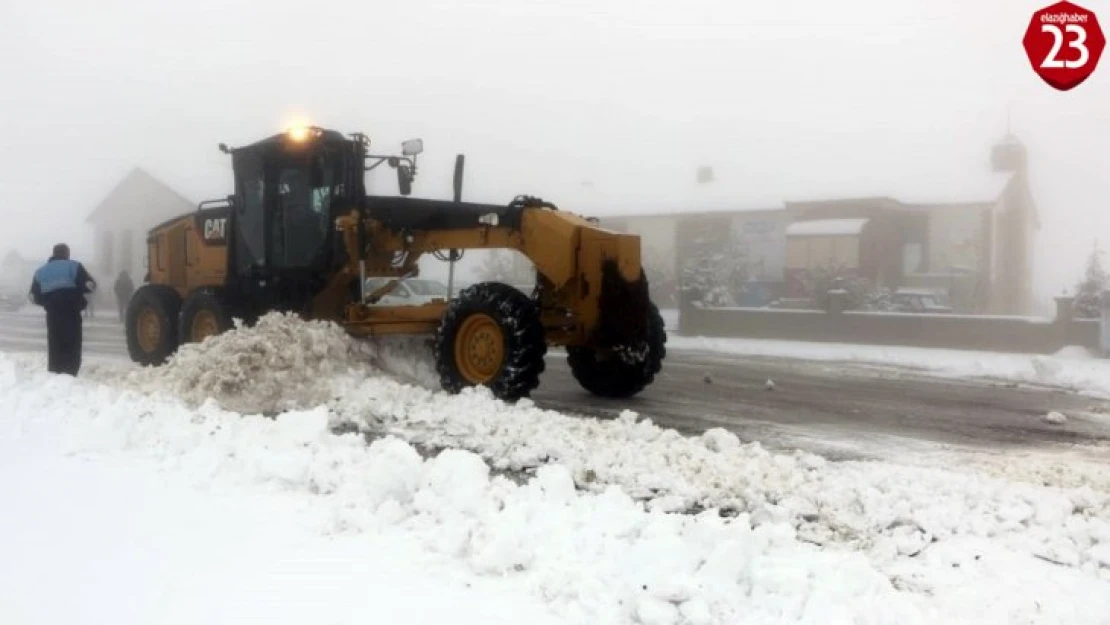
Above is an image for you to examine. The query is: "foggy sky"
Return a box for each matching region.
[1,0,1107,303]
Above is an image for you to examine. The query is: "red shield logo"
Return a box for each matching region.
[1023,1,1105,91]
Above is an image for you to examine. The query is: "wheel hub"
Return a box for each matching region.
[454,313,505,384]
[137,308,160,353]
[191,310,220,342]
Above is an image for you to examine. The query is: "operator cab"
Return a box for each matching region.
[225,127,364,277]
[216,125,428,313]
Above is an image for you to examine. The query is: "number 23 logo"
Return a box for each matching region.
[1040,23,1090,68]
[1023,2,1105,91]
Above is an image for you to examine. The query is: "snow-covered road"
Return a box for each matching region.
[3,314,1110,624]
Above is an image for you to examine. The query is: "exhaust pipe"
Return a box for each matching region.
[447,153,466,300]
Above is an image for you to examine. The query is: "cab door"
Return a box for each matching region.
[232,151,267,277]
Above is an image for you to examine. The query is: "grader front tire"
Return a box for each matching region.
[434,282,546,401]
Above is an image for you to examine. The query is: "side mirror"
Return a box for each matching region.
[397,164,413,196]
[402,138,424,157]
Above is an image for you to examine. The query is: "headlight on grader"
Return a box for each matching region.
[287,126,312,142]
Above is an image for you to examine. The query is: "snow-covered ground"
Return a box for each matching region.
[3,314,1110,624]
[666,321,1110,398]
[0,432,565,625]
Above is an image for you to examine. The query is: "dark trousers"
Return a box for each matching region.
[46,306,83,375]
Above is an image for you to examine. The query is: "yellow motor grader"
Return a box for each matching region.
[126,125,665,400]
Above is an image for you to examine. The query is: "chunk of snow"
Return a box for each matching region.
[1090,544,1110,567]
[1043,411,1068,425]
[1054,345,1094,360]
[700,428,741,452]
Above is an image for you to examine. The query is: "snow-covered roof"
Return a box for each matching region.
[555,165,1017,219]
[85,168,197,226]
[786,218,870,237]
[558,177,788,219]
[897,171,1014,206]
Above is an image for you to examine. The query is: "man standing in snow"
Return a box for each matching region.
[29,244,97,375]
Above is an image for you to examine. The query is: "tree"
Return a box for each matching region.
[863,286,897,312]
[796,260,897,312]
[678,222,748,307]
[799,261,864,311]
[1074,242,1107,319]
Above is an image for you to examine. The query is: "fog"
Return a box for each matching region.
[1,0,1106,302]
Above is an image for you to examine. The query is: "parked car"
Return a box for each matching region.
[891,288,953,314]
[362,277,450,306]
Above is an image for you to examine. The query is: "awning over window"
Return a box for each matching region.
[785,218,870,237]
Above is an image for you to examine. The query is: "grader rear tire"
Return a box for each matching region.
[566,301,667,399]
[434,282,546,401]
[179,289,234,345]
[125,285,182,366]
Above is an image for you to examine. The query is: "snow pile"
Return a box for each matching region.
[118,313,374,414]
[56,313,1110,579]
[0,355,929,625]
[0,452,566,625]
[109,312,445,414]
[5,354,1110,623]
[669,336,1110,397]
[325,381,1110,578]
[1054,345,1095,360]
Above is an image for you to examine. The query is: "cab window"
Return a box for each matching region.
[271,156,334,268]
[233,152,266,272]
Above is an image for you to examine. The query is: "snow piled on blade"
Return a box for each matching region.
[113,312,441,414]
[362,335,442,390]
[117,313,368,414]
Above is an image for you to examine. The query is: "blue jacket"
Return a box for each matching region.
[30,258,95,311]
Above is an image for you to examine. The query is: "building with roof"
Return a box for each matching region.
[85,168,196,285]
[0,249,37,293]
[598,135,1037,315]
